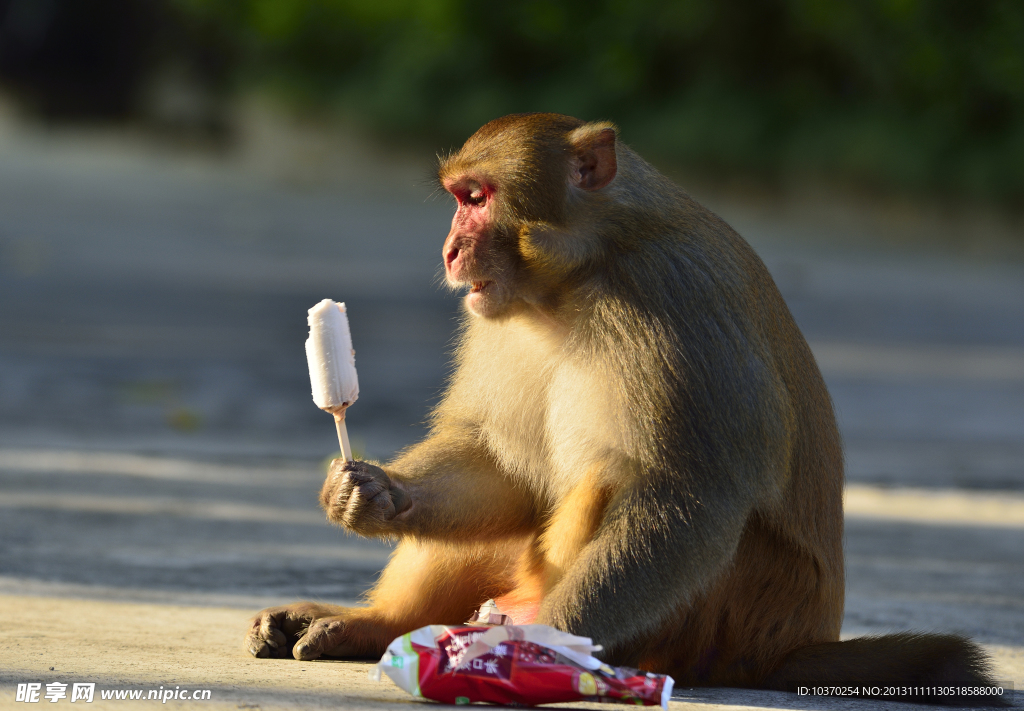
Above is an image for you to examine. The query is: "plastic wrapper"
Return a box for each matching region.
[370,624,674,708]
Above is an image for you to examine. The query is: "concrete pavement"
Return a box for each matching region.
[0,593,1019,710]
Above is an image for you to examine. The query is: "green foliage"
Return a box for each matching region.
[174,0,1024,202]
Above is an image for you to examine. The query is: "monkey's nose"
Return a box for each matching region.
[444,244,461,272]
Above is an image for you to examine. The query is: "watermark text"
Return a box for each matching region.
[16,683,212,703]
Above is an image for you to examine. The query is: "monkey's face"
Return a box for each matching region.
[438,114,620,319]
[442,177,521,318]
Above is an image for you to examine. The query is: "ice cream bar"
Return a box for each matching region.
[306,299,358,460]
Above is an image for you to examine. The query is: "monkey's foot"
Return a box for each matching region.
[493,593,540,625]
[293,613,393,661]
[244,602,344,659]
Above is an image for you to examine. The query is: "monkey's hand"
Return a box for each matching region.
[245,602,342,659]
[320,459,412,535]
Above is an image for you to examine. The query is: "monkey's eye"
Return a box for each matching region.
[466,189,486,206]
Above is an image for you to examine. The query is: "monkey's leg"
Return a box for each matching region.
[246,537,524,661]
[535,469,770,668]
[540,467,613,589]
[496,468,613,624]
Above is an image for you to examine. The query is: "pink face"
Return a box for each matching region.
[442,177,507,317]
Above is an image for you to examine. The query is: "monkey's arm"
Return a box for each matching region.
[536,470,759,661]
[536,305,792,661]
[320,425,538,540]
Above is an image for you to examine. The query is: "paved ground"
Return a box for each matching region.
[1,594,1018,711]
[0,107,1022,708]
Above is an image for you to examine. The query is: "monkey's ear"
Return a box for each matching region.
[570,124,617,191]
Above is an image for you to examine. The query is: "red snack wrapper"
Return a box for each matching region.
[371,624,674,708]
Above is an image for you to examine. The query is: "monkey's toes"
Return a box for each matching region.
[293,618,346,661]
[245,631,278,658]
[292,643,320,661]
[245,611,292,658]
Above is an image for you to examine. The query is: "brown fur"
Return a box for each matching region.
[245,114,1006,706]
[539,466,613,591]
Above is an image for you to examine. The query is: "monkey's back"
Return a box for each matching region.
[621,195,845,686]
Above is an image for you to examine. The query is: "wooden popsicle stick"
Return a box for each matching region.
[334,411,353,462]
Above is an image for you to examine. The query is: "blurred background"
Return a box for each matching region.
[4,0,1024,201]
[0,0,1022,666]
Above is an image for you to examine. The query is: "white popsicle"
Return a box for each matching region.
[306,299,359,461]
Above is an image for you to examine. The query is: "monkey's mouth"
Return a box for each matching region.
[470,280,492,294]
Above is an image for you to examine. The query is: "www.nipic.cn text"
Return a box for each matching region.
[15,683,212,703]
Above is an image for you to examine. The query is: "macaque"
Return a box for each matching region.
[246,114,1002,704]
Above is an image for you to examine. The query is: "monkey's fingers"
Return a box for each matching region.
[338,473,409,532]
[340,484,390,529]
[321,462,382,511]
[329,458,380,478]
[320,463,400,533]
[293,617,347,661]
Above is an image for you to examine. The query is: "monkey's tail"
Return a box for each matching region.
[761,632,1012,707]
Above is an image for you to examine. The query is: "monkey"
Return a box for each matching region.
[245,113,1005,705]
